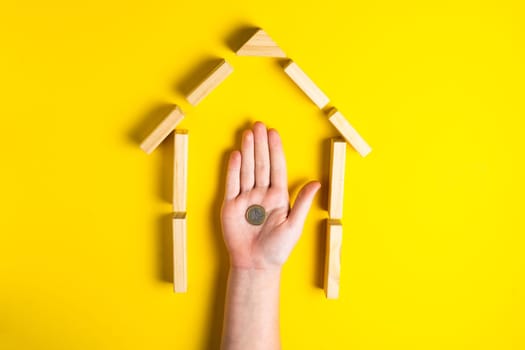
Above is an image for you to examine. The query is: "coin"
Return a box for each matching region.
[245,205,266,226]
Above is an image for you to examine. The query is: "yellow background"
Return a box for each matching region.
[1,0,524,349]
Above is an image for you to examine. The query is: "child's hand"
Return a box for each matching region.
[221,122,320,270]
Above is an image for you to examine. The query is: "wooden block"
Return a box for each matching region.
[324,219,343,299]
[236,29,286,57]
[328,139,346,220]
[283,60,330,109]
[173,130,189,213]
[327,108,372,157]
[173,213,187,293]
[140,105,184,154]
[186,59,233,106]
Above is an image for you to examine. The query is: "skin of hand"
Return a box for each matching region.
[220,122,320,350]
[221,121,321,271]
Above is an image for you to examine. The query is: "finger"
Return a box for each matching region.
[268,128,287,190]
[225,150,241,200]
[253,122,270,188]
[287,181,321,228]
[240,129,255,192]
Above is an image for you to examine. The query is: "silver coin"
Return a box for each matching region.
[245,205,266,226]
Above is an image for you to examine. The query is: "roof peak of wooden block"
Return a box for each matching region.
[236,29,286,57]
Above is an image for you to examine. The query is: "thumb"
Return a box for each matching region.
[287,181,321,229]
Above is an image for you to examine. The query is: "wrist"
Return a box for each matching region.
[228,253,285,273]
[229,266,282,284]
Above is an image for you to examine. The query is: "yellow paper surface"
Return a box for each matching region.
[1,1,524,349]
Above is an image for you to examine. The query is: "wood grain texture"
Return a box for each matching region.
[328,139,346,219]
[139,105,184,154]
[173,131,188,213]
[283,60,330,108]
[324,219,343,299]
[236,29,286,57]
[173,213,187,293]
[328,108,372,157]
[186,59,233,106]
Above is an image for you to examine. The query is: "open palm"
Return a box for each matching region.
[221,122,320,270]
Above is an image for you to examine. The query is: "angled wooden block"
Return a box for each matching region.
[140,105,184,154]
[327,108,372,157]
[283,60,330,109]
[324,219,343,299]
[328,139,346,220]
[173,213,187,293]
[236,29,286,57]
[186,59,233,106]
[173,130,189,213]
